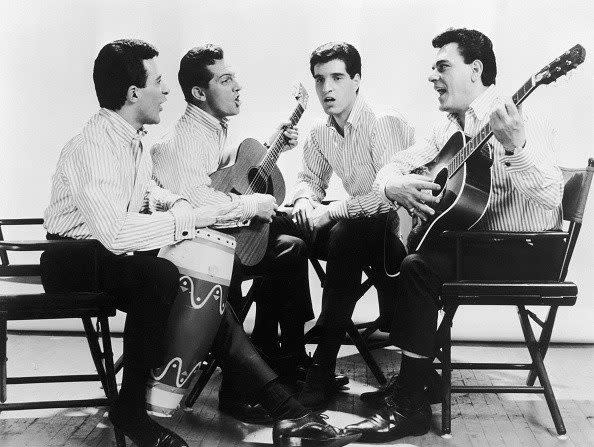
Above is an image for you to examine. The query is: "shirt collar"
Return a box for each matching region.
[325,94,366,130]
[185,102,228,133]
[99,108,146,144]
[447,84,499,125]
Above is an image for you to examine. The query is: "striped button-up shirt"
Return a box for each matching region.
[44,109,195,255]
[374,85,563,231]
[152,103,259,219]
[291,94,415,219]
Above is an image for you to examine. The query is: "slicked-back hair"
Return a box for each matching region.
[432,28,497,86]
[309,42,361,79]
[93,39,159,110]
[178,44,224,103]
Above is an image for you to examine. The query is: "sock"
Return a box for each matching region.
[397,354,433,396]
[260,379,309,420]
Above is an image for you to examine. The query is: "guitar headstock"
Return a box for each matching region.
[534,44,586,86]
[293,82,309,109]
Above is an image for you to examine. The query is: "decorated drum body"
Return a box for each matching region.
[146,229,236,416]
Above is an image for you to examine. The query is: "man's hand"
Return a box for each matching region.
[292,197,315,235]
[385,174,442,221]
[193,202,241,228]
[268,121,298,152]
[253,193,278,222]
[490,98,526,153]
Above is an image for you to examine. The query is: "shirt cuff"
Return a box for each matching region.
[169,202,195,241]
[327,200,349,220]
[373,172,397,207]
[500,141,536,172]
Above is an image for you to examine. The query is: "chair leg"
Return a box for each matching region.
[98,316,126,447]
[527,306,558,386]
[0,312,6,403]
[346,320,387,385]
[518,306,566,436]
[440,305,454,437]
[82,317,109,392]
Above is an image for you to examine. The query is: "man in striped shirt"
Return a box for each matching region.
[291,42,414,408]
[345,29,564,442]
[151,45,316,422]
[42,39,356,447]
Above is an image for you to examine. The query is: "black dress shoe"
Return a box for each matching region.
[273,412,361,447]
[219,396,274,424]
[360,368,442,404]
[109,407,188,447]
[298,363,344,410]
[345,393,431,442]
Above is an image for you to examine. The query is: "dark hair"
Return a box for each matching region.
[93,39,159,110]
[178,44,224,103]
[432,28,496,86]
[309,42,361,79]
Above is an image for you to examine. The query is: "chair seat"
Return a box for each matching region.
[0,292,117,319]
[441,281,577,306]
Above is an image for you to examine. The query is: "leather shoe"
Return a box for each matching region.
[345,393,431,442]
[109,407,188,447]
[273,412,361,446]
[360,368,442,404]
[298,364,344,410]
[219,396,273,424]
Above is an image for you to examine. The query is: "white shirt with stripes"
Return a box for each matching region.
[373,84,563,231]
[291,94,415,219]
[152,103,259,220]
[44,108,195,255]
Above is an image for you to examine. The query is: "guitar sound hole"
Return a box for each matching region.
[248,168,271,194]
[433,168,448,197]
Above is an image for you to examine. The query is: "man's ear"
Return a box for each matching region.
[352,73,361,90]
[471,60,484,83]
[126,85,140,103]
[191,86,206,102]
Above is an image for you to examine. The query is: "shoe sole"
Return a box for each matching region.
[358,422,429,443]
[274,432,361,447]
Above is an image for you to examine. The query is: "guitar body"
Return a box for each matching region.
[210,138,286,266]
[407,131,493,252]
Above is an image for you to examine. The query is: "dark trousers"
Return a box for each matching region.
[40,238,276,407]
[230,213,313,357]
[390,235,564,357]
[309,213,407,371]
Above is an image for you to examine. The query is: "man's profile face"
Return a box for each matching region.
[202,58,242,120]
[428,42,476,116]
[135,57,169,125]
[313,59,360,120]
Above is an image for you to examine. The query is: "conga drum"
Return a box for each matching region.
[146,229,236,416]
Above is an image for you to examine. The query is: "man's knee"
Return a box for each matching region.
[275,234,308,261]
[399,253,426,279]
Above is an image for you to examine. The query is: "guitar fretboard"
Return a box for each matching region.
[447,78,536,176]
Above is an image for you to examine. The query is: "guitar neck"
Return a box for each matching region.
[257,104,305,178]
[448,78,538,175]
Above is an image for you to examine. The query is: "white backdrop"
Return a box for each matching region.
[1,0,593,341]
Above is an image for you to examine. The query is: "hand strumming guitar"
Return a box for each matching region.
[252,193,278,222]
[384,174,442,221]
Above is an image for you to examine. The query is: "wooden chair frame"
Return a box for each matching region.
[0,218,122,445]
[435,158,594,438]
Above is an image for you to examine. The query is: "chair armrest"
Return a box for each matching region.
[0,218,44,226]
[0,239,99,252]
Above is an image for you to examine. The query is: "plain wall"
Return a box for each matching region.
[1,0,593,341]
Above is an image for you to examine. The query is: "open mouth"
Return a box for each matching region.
[235,96,241,107]
[323,97,335,105]
[435,87,447,98]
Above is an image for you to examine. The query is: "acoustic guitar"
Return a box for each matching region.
[210,84,309,265]
[405,44,586,253]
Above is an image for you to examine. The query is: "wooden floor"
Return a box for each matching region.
[1,333,593,446]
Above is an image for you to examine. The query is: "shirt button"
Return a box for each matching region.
[182,231,188,236]
[504,162,511,167]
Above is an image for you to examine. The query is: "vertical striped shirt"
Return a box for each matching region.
[291,94,415,219]
[152,103,259,219]
[373,85,563,231]
[44,108,195,255]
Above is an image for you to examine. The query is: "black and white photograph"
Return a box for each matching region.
[1,1,593,446]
